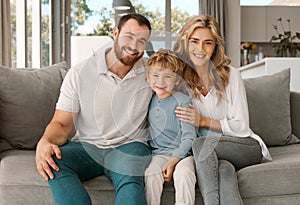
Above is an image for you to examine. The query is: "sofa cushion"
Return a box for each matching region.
[291,91,300,138]
[243,68,299,146]
[0,150,115,204]
[0,150,203,205]
[0,62,68,150]
[238,144,300,199]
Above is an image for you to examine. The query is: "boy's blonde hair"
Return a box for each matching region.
[146,48,184,77]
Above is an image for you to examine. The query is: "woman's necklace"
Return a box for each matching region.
[198,77,206,91]
[198,77,209,96]
[198,84,205,91]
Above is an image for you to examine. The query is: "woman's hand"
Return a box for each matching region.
[175,103,200,127]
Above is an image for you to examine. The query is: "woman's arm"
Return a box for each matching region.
[219,68,250,137]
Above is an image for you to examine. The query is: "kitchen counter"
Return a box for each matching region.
[238,57,300,92]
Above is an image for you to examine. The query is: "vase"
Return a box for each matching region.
[282,49,288,57]
[242,49,250,66]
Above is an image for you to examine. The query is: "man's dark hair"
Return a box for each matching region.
[117,13,151,34]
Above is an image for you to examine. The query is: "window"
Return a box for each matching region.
[133,0,199,50]
[70,0,199,62]
[10,0,69,68]
[10,0,199,68]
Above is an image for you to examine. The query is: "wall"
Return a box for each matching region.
[240,6,300,62]
[226,0,241,68]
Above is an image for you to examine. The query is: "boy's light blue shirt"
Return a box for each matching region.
[148,92,197,158]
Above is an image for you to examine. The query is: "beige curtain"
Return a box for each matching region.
[200,0,227,39]
[0,0,11,67]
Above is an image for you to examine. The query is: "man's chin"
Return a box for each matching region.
[120,55,142,66]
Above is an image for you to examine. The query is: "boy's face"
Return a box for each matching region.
[147,66,179,99]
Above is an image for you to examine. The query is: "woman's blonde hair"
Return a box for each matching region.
[173,15,231,102]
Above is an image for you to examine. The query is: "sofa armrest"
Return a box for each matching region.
[291,91,300,138]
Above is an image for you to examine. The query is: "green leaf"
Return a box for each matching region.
[269,35,279,42]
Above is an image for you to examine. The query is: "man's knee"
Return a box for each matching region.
[113,173,145,191]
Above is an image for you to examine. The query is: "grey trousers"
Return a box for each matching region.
[192,136,262,205]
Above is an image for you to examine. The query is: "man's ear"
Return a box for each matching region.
[175,79,181,85]
[112,27,119,40]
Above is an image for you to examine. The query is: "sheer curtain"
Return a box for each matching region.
[0,0,11,67]
[200,0,227,39]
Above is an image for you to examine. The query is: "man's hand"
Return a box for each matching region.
[35,110,75,180]
[35,138,62,180]
[162,157,181,182]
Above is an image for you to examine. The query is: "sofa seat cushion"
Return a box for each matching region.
[238,144,300,200]
[0,150,204,204]
[0,150,116,204]
[0,150,179,191]
[0,150,114,190]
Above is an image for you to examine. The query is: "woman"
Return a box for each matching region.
[173,15,272,205]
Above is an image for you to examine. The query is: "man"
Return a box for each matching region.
[35,13,153,205]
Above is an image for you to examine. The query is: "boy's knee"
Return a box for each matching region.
[173,168,196,186]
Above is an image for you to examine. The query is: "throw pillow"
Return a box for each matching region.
[0,62,69,150]
[244,68,299,146]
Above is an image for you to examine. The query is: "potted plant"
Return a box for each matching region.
[269,17,300,57]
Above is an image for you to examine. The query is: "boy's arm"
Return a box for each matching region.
[172,98,197,159]
[162,157,181,182]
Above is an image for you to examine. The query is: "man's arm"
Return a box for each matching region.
[41,109,76,145]
[36,109,76,180]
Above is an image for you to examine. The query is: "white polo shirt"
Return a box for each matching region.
[56,41,153,148]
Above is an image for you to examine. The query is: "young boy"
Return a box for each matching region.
[145,48,197,205]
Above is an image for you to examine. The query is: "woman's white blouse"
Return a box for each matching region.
[192,67,272,161]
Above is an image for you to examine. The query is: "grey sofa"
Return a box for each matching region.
[0,62,299,205]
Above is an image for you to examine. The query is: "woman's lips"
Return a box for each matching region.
[193,53,206,58]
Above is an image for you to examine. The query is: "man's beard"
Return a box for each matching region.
[114,38,144,67]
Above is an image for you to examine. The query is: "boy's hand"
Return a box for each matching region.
[162,157,180,182]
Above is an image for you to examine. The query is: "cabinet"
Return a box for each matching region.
[241,6,300,42]
[241,7,267,42]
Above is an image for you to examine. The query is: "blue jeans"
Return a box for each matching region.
[48,141,151,205]
[192,136,262,205]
